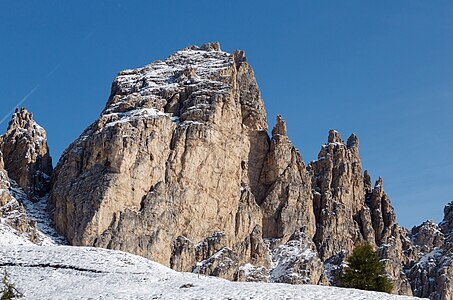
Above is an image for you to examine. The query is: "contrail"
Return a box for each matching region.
[0,84,40,126]
[46,63,62,78]
[1,26,97,127]
[83,28,97,41]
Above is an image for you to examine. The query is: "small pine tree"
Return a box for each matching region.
[340,243,393,293]
[1,271,22,300]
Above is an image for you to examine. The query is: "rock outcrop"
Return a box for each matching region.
[0,151,12,206]
[0,109,61,246]
[260,115,315,244]
[406,202,452,300]
[0,151,39,244]
[0,108,52,200]
[46,43,452,299]
[50,43,271,279]
[306,131,413,293]
[0,146,37,241]
[309,130,367,264]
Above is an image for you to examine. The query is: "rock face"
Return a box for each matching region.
[0,109,57,245]
[0,131,39,243]
[0,108,52,200]
[48,43,452,299]
[0,151,12,206]
[309,130,366,263]
[307,130,413,293]
[406,203,453,300]
[50,43,271,279]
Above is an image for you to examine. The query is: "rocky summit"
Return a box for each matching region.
[0,108,52,200]
[0,43,451,300]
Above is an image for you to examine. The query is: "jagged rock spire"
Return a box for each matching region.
[271,115,287,137]
[363,170,372,193]
[347,133,359,149]
[7,107,35,132]
[310,130,366,263]
[260,115,315,244]
[327,129,343,143]
[441,202,453,235]
[0,107,52,200]
[441,201,453,250]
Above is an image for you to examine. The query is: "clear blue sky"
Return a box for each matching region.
[1,1,452,228]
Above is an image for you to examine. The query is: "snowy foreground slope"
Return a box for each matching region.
[0,246,426,300]
[0,187,428,300]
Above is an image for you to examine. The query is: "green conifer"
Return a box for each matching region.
[1,271,22,300]
[340,243,393,293]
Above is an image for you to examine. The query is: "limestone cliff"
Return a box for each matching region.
[45,43,451,299]
[0,151,12,206]
[50,43,271,277]
[0,110,57,245]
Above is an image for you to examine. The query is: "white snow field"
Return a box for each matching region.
[0,246,426,300]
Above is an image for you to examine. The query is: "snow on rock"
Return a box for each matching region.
[0,246,426,300]
[100,42,232,128]
[0,182,65,246]
[103,108,179,128]
[237,263,269,282]
[269,237,326,285]
[416,249,444,268]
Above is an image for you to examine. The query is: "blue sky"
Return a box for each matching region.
[0,1,452,228]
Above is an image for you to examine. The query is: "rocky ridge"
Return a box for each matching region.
[47,43,452,299]
[406,203,452,300]
[0,108,52,200]
[0,109,62,246]
[0,43,450,299]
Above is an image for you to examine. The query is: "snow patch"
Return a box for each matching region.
[104,108,177,128]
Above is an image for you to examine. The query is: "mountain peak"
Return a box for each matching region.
[200,42,221,51]
[347,133,359,149]
[7,107,40,133]
[0,107,52,199]
[327,129,343,144]
[271,115,287,137]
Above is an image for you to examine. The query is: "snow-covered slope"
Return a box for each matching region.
[0,246,425,300]
[0,182,65,246]
[0,182,427,299]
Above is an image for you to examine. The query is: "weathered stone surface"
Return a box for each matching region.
[170,236,196,272]
[378,225,414,295]
[46,43,451,299]
[0,151,12,206]
[269,231,327,285]
[407,202,453,300]
[411,220,445,255]
[259,116,315,244]
[196,247,239,280]
[0,111,61,246]
[309,130,366,262]
[304,131,412,294]
[50,43,271,274]
[441,202,453,248]
[0,108,52,200]
[0,198,40,243]
[236,263,269,282]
